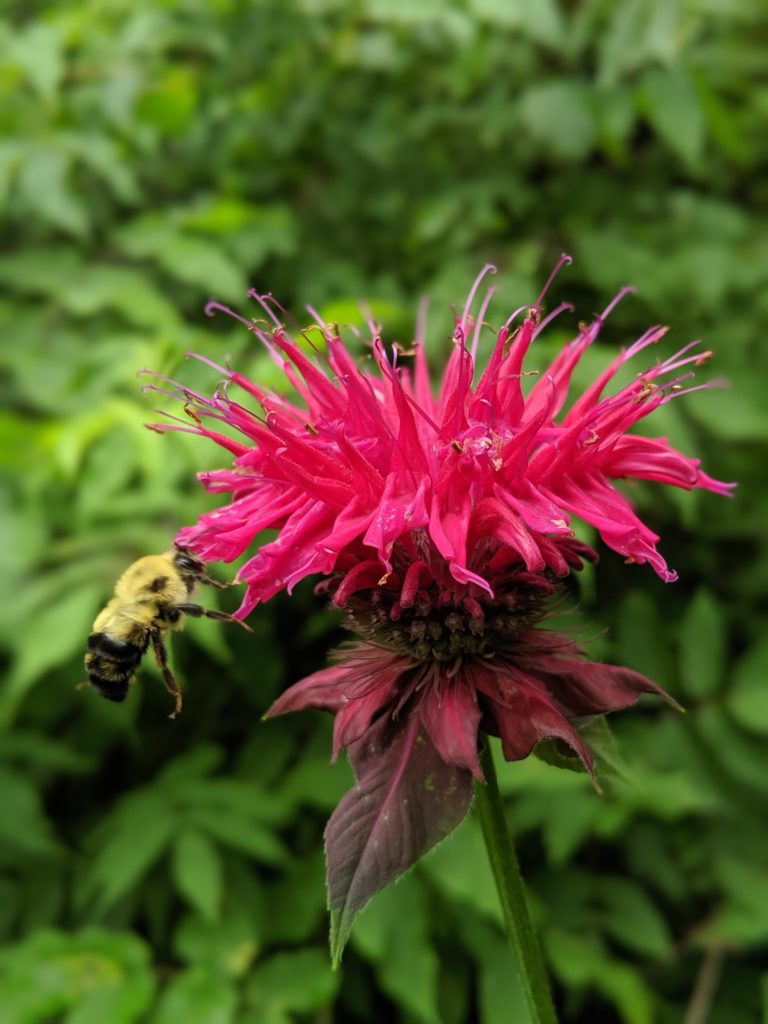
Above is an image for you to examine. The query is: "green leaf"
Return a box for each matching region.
[172,829,223,922]
[72,136,140,204]
[262,851,326,945]
[727,638,768,734]
[624,823,688,902]
[541,791,600,866]
[135,68,198,135]
[5,23,64,102]
[352,874,440,1024]
[0,928,153,1024]
[421,817,501,923]
[0,768,61,858]
[547,931,655,1024]
[580,716,636,787]
[17,146,89,237]
[178,778,290,826]
[157,236,247,299]
[276,736,354,811]
[174,907,259,979]
[65,975,155,1024]
[150,967,236,1024]
[84,794,177,913]
[712,858,768,945]
[156,745,225,788]
[0,583,105,726]
[53,266,178,329]
[679,588,727,697]
[468,0,562,42]
[113,219,248,299]
[185,806,288,865]
[533,738,590,777]
[614,590,673,689]
[519,81,596,159]
[248,950,339,1013]
[597,877,672,958]
[478,933,533,1024]
[594,86,636,159]
[638,66,706,165]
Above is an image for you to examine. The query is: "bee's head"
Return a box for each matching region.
[172,545,206,587]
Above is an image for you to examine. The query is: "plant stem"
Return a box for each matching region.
[684,944,725,1024]
[475,741,558,1024]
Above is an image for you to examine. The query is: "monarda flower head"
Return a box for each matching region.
[146,258,732,955]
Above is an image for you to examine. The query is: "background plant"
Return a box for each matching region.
[0,1,766,1021]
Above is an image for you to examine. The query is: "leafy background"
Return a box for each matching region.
[1,0,766,1021]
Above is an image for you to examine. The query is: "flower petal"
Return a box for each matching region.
[265,664,350,717]
[524,655,680,716]
[419,673,484,780]
[470,663,594,772]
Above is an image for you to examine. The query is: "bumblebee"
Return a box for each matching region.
[84,546,250,718]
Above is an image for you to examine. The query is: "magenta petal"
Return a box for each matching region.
[419,674,484,780]
[362,472,429,569]
[325,714,474,963]
[265,665,349,717]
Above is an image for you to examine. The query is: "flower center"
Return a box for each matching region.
[343,579,551,664]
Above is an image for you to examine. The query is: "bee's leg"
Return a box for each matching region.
[198,573,229,590]
[150,629,183,719]
[175,603,254,634]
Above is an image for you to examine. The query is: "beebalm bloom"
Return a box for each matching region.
[146,259,732,947]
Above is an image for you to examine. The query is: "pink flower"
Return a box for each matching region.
[146,258,732,953]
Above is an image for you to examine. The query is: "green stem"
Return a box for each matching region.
[475,741,558,1024]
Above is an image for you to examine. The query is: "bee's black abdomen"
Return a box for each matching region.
[84,633,146,704]
[87,632,146,663]
[87,674,130,702]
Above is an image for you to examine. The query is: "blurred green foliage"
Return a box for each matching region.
[1,0,767,1021]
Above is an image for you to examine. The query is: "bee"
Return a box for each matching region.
[83,546,251,718]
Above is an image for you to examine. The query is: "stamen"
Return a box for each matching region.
[655,344,713,377]
[184,352,232,376]
[532,302,575,339]
[248,290,285,328]
[415,295,430,348]
[303,305,326,329]
[460,263,497,333]
[470,287,497,362]
[205,301,255,330]
[359,301,382,341]
[665,378,729,399]
[534,253,573,309]
[503,305,528,330]
[598,285,636,323]
[624,325,668,360]
[401,389,445,439]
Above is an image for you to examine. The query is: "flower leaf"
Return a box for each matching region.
[326,716,473,965]
[533,739,590,776]
[171,828,223,923]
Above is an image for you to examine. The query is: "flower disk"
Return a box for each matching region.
[146,260,732,955]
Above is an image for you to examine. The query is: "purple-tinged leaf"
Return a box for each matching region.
[325,714,473,963]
